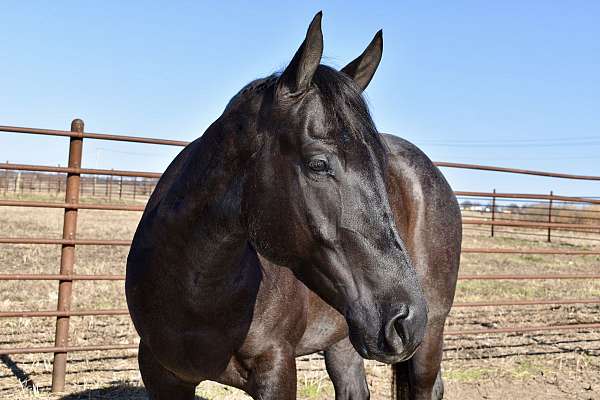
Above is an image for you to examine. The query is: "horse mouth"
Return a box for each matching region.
[349,329,422,364]
[361,343,421,364]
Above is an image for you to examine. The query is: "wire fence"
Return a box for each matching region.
[0,170,158,200]
[1,120,599,396]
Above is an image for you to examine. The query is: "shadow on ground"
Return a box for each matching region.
[58,383,209,400]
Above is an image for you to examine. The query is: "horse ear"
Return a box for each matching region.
[341,30,383,92]
[278,12,323,95]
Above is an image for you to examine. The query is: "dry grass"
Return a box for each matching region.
[0,197,599,399]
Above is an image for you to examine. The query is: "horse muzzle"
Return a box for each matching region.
[347,299,428,364]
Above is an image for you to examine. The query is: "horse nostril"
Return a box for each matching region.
[392,304,410,343]
[397,303,410,319]
[383,302,427,359]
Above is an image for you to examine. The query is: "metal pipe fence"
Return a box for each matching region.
[1,120,599,393]
[0,171,158,200]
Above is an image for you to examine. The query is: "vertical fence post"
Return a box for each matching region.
[133,177,137,200]
[491,189,496,237]
[51,119,84,393]
[547,190,553,242]
[119,176,123,199]
[2,167,7,195]
[108,170,113,201]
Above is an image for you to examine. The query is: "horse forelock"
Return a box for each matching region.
[224,65,385,161]
[311,65,383,151]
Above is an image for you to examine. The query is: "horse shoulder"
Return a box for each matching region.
[381,133,461,320]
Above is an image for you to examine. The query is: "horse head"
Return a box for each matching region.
[226,12,428,364]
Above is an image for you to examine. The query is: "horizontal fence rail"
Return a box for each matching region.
[0,274,126,280]
[0,309,130,318]
[4,237,600,255]
[1,162,162,178]
[0,199,146,211]
[0,125,189,146]
[4,273,600,281]
[3,124,600,180]
[458,274,600,280]
[0,344,139,356]
[4,324,600,356]
[2,298,599,319]
[456,190,600,205]
[453,299,600,307]
[461,248,600,255]
[4,166,600,204]
[435,161,600,181]
[1,121,599,395]
[0,238,132,245]
[444,323,600,336]
[463,218,600,230]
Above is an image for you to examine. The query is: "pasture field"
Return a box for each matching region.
[0,198,599,399]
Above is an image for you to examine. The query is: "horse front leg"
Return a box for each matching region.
[246,346,297,400]
[394,321,445,400]
[324,337,370,399]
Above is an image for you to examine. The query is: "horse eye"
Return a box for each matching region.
[308,158,328,172]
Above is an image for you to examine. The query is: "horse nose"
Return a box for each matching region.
[384,303,426,356]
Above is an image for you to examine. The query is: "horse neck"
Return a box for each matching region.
[150,119,256,290]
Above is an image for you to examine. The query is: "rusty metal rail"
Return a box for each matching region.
[5,273,600,281]
[0,124,189,147]
[456,190,600,205]
[3,233,600,257]
[0,344,139,356]
[5,236,600,255]
[1,120,599,393]
[0,238,131,245]
[3,125,600,181]
[4,163,600,205]
[461,248,600,255]
[458,274,600,280]
[452,299,600,307]
[1,298,598,320]
[0,309,130,318]
[0,274,126,280]
[0,199,145,211]
[2,324,599,356]
[436,161,600,181]
[463,218,600,230]
[0,162,162,179]
[445,323,600,336]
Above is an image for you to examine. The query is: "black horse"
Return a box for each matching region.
[126,12,461,400]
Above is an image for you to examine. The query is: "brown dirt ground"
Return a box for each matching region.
[0,198,599,399]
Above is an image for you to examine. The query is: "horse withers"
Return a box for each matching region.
[126,12,461,400]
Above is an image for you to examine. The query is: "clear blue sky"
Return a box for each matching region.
[1,1,598,196]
